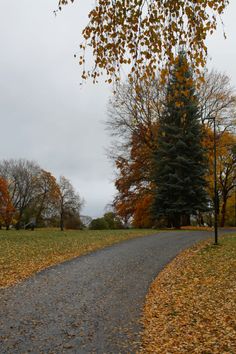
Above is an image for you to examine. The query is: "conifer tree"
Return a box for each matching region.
[152,54,209,228]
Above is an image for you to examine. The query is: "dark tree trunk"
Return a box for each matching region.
[181,214,191,226]
[220,197,227,227]
[60,212,64,231]
[15,209,24,230]
[196,212,204,226]
[36,194,46,225]
[167,216,172,228]
[173,214,181,229]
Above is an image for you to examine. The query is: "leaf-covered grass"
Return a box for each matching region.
[141,233,236,353]
[0,228,159,288]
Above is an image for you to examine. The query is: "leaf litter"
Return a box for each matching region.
[0,228,159,288]
[140,234,236,354]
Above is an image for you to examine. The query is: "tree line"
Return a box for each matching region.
[108,57,236,228]
[0,159,83,230]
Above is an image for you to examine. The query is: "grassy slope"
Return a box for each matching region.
[0,228,159,288]
[141,233,236,354]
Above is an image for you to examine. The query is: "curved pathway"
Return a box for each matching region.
[0,230,224,353]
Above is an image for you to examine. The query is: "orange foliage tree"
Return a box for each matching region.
[204,128,236,227]
[0,159,83,229]
[111,70,235,228]
[107,78,162,227]
[0,177,15,230]
[132,194,154,229]
[217,132,236,227]
[225,192,236,226]
[114,128,156,227]
[33,170,60,225]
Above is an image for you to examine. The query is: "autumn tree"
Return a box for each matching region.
[107,70,236,158]
[114,131,155,227]
[107,78,161,227]
[0,159,41,229]
[0,177,15,230]
[218,136,236,226]
[107,78,163,153]
[59,0,229,83]
[132,194,154,228]
[205,129,236,227]
[0,159,84,229]
[108,68,236,228]
[198,70,236,130]
[225,192,236,226]
[57,176,83,231]
[152,54,209,228]
[32,170,60,225]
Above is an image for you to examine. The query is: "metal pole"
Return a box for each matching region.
[213,117,218,245]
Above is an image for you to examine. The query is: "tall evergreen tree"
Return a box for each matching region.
[152,54,209,228]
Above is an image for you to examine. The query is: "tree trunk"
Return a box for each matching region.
[196,212,204,226]
[167,216,172,228]
[220,197,227,227]
[60,212,64,231]
[173,214,181,229]
[15,209,23,230]
[181,214,191,226]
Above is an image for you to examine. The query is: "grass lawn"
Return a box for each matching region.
[0,228,159,288]
[141,233,236,353]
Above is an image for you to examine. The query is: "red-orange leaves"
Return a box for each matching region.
[0,177,15,229]
[114,131,156,227]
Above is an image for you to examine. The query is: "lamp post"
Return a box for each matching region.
[213,116,218,245]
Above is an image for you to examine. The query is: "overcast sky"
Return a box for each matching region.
[0,1,236,218]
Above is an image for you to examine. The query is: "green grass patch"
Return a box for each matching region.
[0,228,159,288]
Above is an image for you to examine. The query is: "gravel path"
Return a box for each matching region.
[0,230,219,353]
